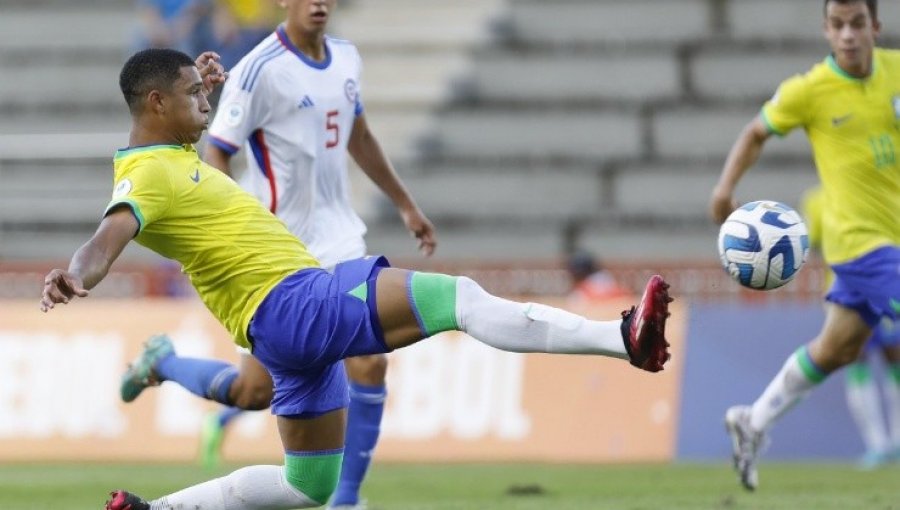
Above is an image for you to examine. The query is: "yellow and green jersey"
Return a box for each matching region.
[762,48,900,264]
[105,144,319,348]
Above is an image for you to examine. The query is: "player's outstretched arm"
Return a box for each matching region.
[710,116,771,224]
[40,207,138,312]
[348,113,437,256]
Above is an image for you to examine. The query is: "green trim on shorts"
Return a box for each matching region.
[284,450,344,505]
[410,272,458,336]
[347,282,368,302]
[845,362,871,385]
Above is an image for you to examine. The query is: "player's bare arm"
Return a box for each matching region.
[709,116,772,224]
[348,113,437,256]
[40,207,138,312]
[204,144,234,177]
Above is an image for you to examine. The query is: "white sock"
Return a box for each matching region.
[454,276,627,359]
[845,362,889,453]
[885,364,900,449]
[149,465,319,510]
[749,348,824,432]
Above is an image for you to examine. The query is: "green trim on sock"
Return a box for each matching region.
[889,363,900,385]
[846,362,872,385]
[347,282,367,302]
[795,347,827,384]
[410,272,459,336]
[284,451,344,505]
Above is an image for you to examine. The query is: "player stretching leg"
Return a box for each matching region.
[40,48,673,510]
[710,0,900,490]
[119,2,435,507]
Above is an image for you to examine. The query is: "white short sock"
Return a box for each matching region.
[846,363,889,453]
[455,277,627,359]
[749,349,823,432]
[149,465,318,510]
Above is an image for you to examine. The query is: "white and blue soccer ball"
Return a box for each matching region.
[717,200,810,290]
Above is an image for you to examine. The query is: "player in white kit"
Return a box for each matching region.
[119,2,436,509]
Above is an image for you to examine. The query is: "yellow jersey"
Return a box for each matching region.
[762,48,900,264]
[105,144,319,348]
[800,186,834,290]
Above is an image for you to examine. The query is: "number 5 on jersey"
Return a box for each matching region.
[325,110,339,148]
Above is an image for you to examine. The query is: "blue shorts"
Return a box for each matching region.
[826,246,900,328]
[865,316,900,352]
[248,256,392,416]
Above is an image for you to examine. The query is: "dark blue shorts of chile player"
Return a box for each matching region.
[248,256,392,417]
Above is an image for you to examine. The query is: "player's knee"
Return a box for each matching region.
[284,452,343,505]
[230,377,273,410]
[345,354,388,385]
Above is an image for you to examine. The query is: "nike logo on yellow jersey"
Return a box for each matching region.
[191,168,200,183]
[831,114,853,127]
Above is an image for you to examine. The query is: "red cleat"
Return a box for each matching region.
[105,490,149,510]
[620,275,673,372]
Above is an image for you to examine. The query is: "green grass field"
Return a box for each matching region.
[0,462,897,510]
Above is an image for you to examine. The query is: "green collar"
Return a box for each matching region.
[826,53,875,82]
[115,144,190,159]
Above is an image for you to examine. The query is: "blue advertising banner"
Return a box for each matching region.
[678,301,874,460]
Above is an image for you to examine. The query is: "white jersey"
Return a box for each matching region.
[208,26,367,268]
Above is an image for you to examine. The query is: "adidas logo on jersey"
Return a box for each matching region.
[298,95,315,109]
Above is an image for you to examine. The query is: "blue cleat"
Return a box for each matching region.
[120,334,174,403]
[856,449,891,471]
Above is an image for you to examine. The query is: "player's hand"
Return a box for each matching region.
[40,269,89,312]
[195,51,228,95]
[400,206,437,257]
[709,186,738,225]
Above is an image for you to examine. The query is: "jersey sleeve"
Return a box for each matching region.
[104,158,174,233]
[207,67,271,154]
[760,74,809,136]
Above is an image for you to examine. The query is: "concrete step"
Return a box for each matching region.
[400,164,601,220]
[652,107,812,160]
[614,162,818,218]
[729,0,900,41]
[422,110,642,160]
[505,0,712,45]
[462,51,680,103]
[692,49,826,101]
[0,8,132,51]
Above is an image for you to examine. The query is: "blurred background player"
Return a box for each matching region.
[119,1,437,508]
[566,250,631,304]
[209,0,281,73]
[133,0,213,57]
[710,0,900,490]
[803,186,900,469]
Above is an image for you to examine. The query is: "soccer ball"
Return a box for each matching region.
[717,200,809,290]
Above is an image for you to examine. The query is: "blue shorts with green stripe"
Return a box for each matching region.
[826,246,900,328]
[248,256,391,417]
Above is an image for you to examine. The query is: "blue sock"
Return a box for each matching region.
[217,406,244,428]
[155,355,239,405]
[331,382,386,506]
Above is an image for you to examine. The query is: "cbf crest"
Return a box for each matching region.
[344,78,359,104]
